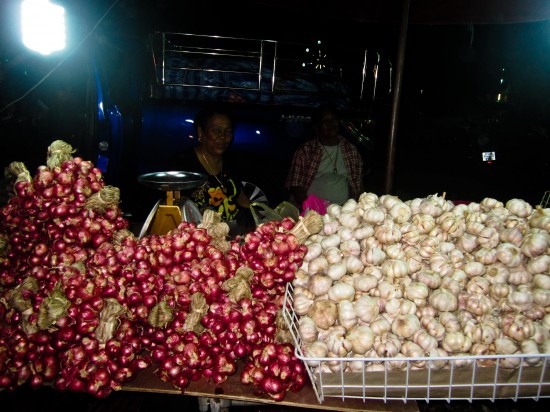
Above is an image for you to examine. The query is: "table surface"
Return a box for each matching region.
[123,367,420,412]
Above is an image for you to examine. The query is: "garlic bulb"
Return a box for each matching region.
[344,255,364,274]
[353,274,378,293]
[484,262,510,284]
[322,219,340,236]
[455,233,479,253]
[352,224,374,241]
[308,273,333,296]
[324,246,343,264]
[389,201,412,224]
[499,227,524,246]
[506,198,533,218]
[363,206,386,225]
[421,317,446,341]
[464,293,494,316]
[400,222,422,245]
[380,258,409,279]
[439,312,461,333]
[385,243,406,259]
[527,255,550,275]
[529,206,550,231]
[426,348,449,370]
[354,295,380,323]
[502,314,535,342]
[467,323,499,345]
[480,197,504,211]
[404,281,429,306]
[477,226,500,249]
[442,331,472,353]
[401,341,426,368]
[326,328,353,357]
[374,221,402,245]
[506,289,534,312]
[373,332,402,357]
[494,337,521,369]
[304,242,323,262]
[326,204,342,218]
[521,232,549,258]
[430,252,454,276]
[369,314,392,336]
[391,314,421,339]
[463,261,486,277]
[473,247,498,265]
[346,324,375,355]
[439,213,466,238]
[338,211,360,230]
[496,242,524,267]
[337,300,357,329]
[532,288,550,306]
[293,291,315,315]
[521,339,542,367]
[508,265,533,285]
[428,288,458,312]
[411,329,438,353]
[418,236,440,258]
[360,246,386,266]
[326,261,347,281]
[303,340,329,366]
[308,299,338,329]
[358,192,379,207]
[298,316,319,344]
[328,282,355,302]
[419,195,445,218]
[320,234,341,250]
[415,269,442,289]
[533,273,550,289]
[308,254,329,275]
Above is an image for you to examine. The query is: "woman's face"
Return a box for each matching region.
[198,113,234,156]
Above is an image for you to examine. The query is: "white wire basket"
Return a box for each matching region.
[540,191,550,208]
[282,283,550,404]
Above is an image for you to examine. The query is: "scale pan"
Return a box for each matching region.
[138,171,207,191]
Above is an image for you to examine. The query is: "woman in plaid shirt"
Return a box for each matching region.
[285,104,364,210]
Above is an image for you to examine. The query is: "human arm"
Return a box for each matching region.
[237,189,251,209]
[341,140,365,199]
[285,143,316,209]
[289,186,309,208]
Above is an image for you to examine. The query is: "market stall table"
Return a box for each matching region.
[123,366,420,412]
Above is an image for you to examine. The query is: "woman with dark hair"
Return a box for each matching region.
[177,105,253,232]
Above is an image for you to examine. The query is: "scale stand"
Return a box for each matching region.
[137,171,206,238]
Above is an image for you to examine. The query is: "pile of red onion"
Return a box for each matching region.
[0,145,309,401]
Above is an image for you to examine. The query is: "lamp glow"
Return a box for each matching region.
[21,0,66,55]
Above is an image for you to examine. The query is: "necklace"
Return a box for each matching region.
[199,151,225,190]
[320,142,339,174]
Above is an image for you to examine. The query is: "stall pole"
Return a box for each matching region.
[384,0,411,194]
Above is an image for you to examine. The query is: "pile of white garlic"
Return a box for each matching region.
[292,193,550,372]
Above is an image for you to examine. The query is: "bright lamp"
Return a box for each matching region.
[21,0,66,55]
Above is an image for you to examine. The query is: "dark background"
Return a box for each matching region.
[1,0,550,206]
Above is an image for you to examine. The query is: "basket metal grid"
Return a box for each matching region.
[282,283,550,404]
[540,191,550,208]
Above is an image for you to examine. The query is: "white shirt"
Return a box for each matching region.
[308,144,349,205]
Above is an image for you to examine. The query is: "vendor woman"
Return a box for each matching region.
[176,105,254,233]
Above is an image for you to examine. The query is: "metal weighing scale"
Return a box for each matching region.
[137,171,207,238]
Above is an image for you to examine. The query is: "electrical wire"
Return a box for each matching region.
[0,0,121,114]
